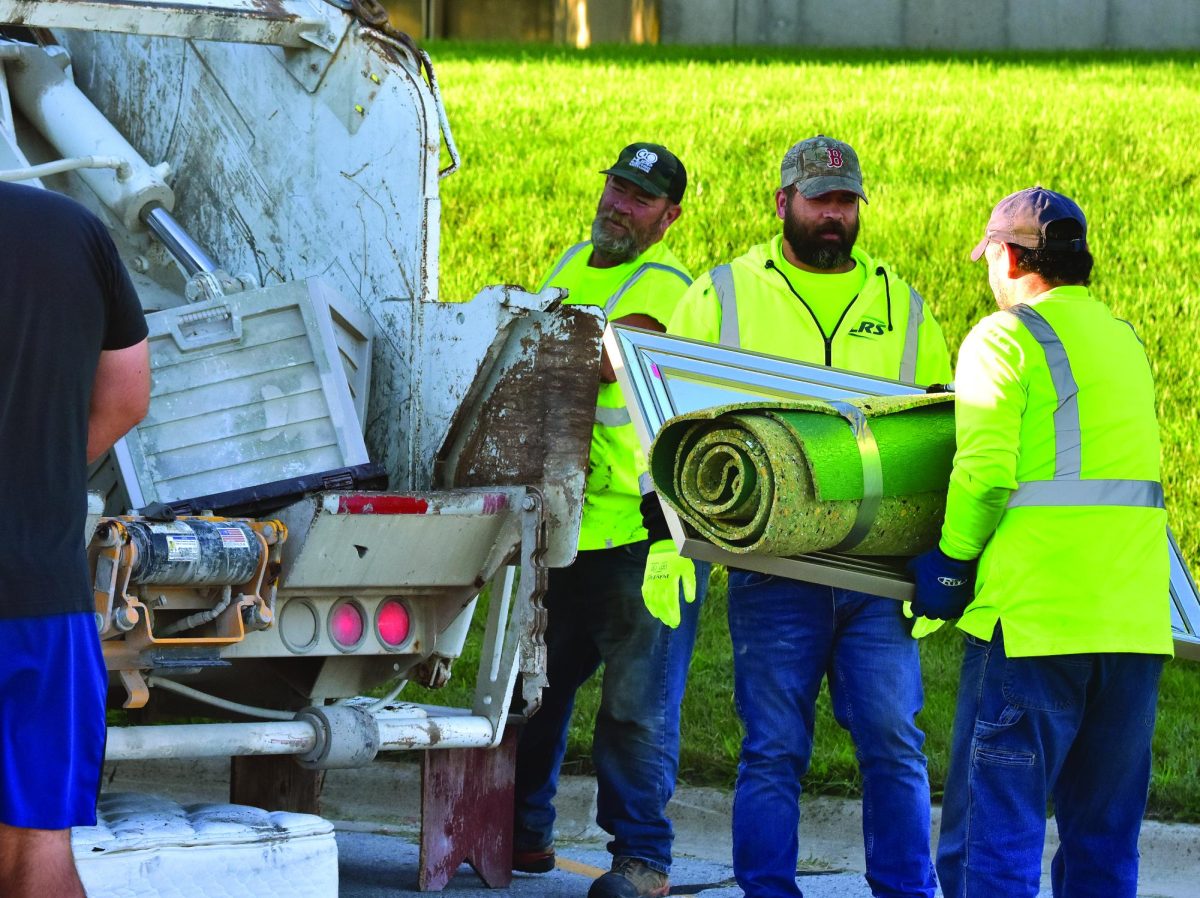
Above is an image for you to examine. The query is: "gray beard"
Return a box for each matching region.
[591,215,643,264]
[783,213,858,271]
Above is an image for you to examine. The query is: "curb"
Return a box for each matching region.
[102,758,1200,898]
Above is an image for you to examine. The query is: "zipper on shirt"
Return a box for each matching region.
[764,259,861,367]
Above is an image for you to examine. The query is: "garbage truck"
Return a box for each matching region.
[0,1,604,779]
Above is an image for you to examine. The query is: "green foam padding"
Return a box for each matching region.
[649,394,956,557]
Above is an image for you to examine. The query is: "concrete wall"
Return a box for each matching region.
[385,0,659,44]
[659,0,1200,49]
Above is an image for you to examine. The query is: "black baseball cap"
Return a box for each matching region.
[971,186,1088,261]
[600,143,687,204]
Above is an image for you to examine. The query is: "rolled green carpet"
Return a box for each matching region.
[648,393,956,557]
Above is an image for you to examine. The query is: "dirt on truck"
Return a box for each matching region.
[0,0,602,835]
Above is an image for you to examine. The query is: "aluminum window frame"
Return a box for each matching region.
[606,323,1200,660]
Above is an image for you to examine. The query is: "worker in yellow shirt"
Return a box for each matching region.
[668,135,951,898]
[909,186,1173,898]
[511,143,709,898]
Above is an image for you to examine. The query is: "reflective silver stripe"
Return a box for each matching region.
[1008,304,1082,477]
[1004,305,1162,510]
[899,285,923,383]
[826,400,884,552]
[594,405,632,427]
[638,472,654,496]
[606,262,692,314]
[711,264,739,347]
[544,241,589,287]
[1008,479,1165,509]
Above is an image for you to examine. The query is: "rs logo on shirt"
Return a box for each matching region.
[849,317,885,338]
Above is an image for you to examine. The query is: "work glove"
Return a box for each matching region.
[640,490,672,544]
[641,539,696,629]
[907,546,977,621]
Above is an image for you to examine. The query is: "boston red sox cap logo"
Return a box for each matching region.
[779,135,867,201]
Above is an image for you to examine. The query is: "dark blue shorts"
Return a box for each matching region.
[0,611,106,829]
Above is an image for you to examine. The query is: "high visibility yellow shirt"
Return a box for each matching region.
[670,235,952,636]
[942,286,1173,657]
[669,235,952,386]
[539,239,692,551]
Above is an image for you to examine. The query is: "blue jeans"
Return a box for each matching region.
[513,542,709,873]
[937,624,1164,898]
[726,570,935,898]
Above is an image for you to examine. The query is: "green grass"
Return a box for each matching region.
[413,42,1200,821]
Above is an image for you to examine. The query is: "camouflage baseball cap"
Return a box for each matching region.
[970,186,1088,261]
[601,142,687,204]
[780,135,868,203]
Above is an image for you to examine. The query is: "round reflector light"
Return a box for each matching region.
[329,601,365,648]
[377,599,411,647]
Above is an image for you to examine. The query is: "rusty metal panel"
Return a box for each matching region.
[418,726,518,891]
[433,289,604,566]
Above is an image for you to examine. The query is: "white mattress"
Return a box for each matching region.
[73,793,338,898]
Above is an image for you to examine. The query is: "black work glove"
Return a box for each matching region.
[640,491,671,544]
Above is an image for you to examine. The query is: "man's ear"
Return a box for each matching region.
[774,188,788,221]
[660,202,682,233]
[1000,242,1023,278]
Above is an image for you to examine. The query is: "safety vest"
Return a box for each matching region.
[699,239,949,385]
[957,296,1173,657]
[679,238,951,636]
[541,240,692,551]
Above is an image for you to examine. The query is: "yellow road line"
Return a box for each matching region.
[553,858,698,896]
[554,857,607,878]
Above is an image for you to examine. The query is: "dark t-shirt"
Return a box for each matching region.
[0,183,148,618]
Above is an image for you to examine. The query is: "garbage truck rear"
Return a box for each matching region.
[0,0,602,768]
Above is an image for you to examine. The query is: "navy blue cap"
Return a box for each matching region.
[971,186,1088,261]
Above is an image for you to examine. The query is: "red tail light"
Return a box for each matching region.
[376,599,411,648]
[329,601,366,649]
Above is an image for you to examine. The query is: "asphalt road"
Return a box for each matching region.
[101,758,1200,898]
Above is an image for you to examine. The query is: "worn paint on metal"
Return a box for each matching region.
[418,727,518,890]
[337,495,430,515]
[0,1,325,47]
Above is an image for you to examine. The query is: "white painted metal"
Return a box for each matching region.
[106,721,318,760]
[104,704,501,761]
[118,278,370,506]
[0,153,126,182]
[276,490,521,592]
[0,3,598,751]
[0,1,336,49]
[3,43,174,231]
[375,712,495,750]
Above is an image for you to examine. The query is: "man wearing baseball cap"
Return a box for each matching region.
[909,187,1172,897]
[512,142,711,898]
[666,136,951,898]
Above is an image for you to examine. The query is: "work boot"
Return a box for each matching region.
[586,856,669,898]
[512,842,555,874]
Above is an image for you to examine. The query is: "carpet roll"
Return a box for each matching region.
[648,393,956,557]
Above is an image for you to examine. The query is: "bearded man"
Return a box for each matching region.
[667,136,952,898]
[511,143,710,898]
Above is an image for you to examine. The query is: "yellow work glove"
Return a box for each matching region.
[903,601,945,638]
[641,539,696,629]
